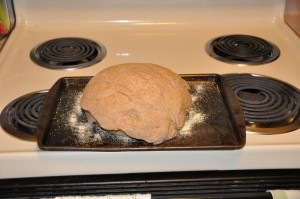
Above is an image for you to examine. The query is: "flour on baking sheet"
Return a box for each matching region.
[180,83,207,136]
[68,92,102,145]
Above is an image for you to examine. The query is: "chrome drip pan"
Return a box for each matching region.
[223,73,300,134]
[0,90,48,141]
[206,35,280,65]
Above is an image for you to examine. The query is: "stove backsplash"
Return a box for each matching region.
[0,0,291,51]
[15,0,285,28]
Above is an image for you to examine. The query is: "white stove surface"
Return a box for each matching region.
[1,0,300,179]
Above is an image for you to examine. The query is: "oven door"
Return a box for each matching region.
[1,169,300,198]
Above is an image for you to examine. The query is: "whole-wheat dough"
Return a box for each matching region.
[80,63,192,144]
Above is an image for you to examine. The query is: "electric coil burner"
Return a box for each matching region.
[224,74,300,134]
[0,91,48,141]
[206,35,280,65]
[30,37,106,70]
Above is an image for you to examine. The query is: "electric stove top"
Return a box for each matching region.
[0,0,300,179]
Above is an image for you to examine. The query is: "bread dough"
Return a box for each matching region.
[80,63,192,144]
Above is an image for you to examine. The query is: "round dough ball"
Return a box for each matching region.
[80,63,192,144]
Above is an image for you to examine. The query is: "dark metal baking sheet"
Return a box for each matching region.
[37,74,246,151]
